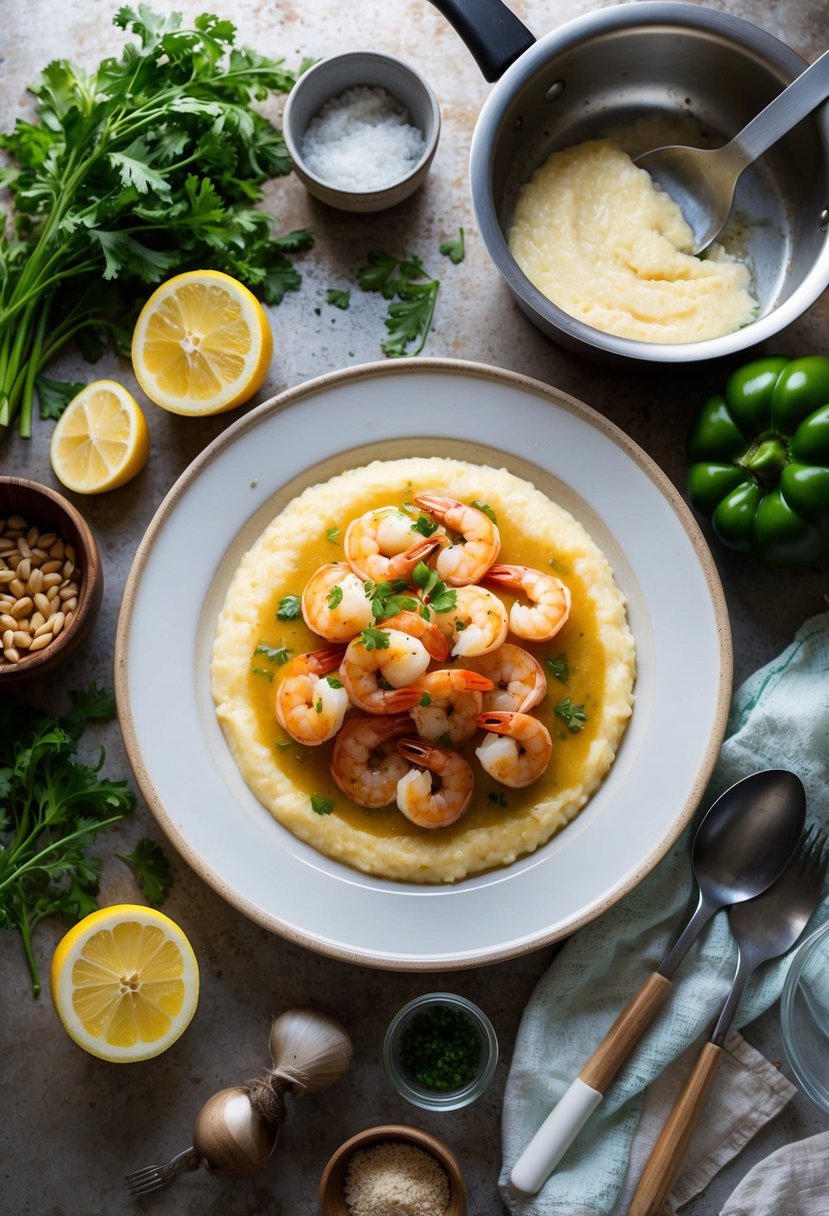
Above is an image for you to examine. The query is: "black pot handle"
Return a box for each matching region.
[428,0,536,82]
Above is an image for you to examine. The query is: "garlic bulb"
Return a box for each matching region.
[193,1086,278,1177]
[269,1005,353,1095]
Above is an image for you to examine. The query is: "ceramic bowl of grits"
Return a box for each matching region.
[283,51,441,212]
[430,0,829,363]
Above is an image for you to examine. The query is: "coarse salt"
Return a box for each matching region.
[344,1141,450,1216]
[301,86,425,191]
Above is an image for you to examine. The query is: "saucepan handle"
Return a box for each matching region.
[427,0,536,82]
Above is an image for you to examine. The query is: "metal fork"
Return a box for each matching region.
[123,1146,200,1197]
[629,825,828,1216]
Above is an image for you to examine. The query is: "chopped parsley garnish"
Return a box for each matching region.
[311,794,335,816]
[440,227,465,264]
[412,562,456,614]
[254,642,292,666]
[438,732,453,748]
[365,579,419,621]
[419,692,432,707]
[454,617,468,632]
[554,697,588,733]
[250,666,274,680]
[412,513,440,537]
[276,594,301,620]
[545,653,569,683]
[326,584,344,609]
[360,626,390,651]
[488,791,508,808]
[326,676,343,689]
[326,288,351,309]
[471,500,497,524]
[326,526,341,544]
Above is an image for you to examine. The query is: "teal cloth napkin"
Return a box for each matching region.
[499,611,829,1216]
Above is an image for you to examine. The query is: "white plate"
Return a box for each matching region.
[115,359,731,969]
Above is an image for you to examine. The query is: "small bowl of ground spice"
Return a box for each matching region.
[282,51,440,212]
[383,993,499,1112]
[319,1123,467,1216]
[0,478,102,684]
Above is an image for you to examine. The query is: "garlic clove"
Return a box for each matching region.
[193,1085,278,1177]
[269,1006,354,1095]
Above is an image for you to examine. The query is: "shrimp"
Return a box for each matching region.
[395,737,475,828]
[413,492,500,586]
[468,642,548,713]
[435,584,508,657]
[379,609,450,661]
[301,563,374,642]
[340,628,429,714]
[275,645,349,746]
[344,506,439,583]
[410,668,494,746]
[475,710,553,788]
[330,715,412,808]
[483,563,571,642]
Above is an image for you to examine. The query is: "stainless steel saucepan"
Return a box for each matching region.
[428,0,829,364]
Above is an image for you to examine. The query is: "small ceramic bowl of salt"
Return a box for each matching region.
[283,52,441,212]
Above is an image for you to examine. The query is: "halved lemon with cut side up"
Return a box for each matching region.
[50,905,200,1062]
[131,269,274,415]
[50,380,150,494]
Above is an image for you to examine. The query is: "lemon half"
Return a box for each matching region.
[50,380,150,494]
[50,905,200,1062]
[131,269,273,415]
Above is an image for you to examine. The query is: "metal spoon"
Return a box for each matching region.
[635,47,829,254]
[510,769,806,1196]
[629,825,828,1216]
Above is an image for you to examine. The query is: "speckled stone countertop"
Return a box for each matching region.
[2,1,828,1214]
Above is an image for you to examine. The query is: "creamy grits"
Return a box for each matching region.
[211,457,635,883]
[508,138,756,344]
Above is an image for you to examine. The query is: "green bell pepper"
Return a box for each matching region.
[687,355,829,565]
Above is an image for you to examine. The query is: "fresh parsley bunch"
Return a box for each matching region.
[0,4,313,439]
[0,687,137,995]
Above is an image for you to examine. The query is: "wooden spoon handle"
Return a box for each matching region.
[579,971,672,1091]
[510,972,671,1194]
[628,1041,725,1216]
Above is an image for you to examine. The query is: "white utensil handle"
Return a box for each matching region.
[510,1078,602,1194]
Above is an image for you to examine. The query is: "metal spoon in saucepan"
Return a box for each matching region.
[635,47,829,254]
[510,769,806,1196]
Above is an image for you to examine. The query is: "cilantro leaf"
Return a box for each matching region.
[34,375,87,421]
[254,642,292,665]
[411,561,456,614]
[311,793,335,816]
[116,839,172,907]
[326,288,350,309]
[364,579,419,622]
[471,500,497,524]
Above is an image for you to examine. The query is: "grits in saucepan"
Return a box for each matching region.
[210,457,635,883]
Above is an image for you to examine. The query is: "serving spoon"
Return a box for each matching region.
[510,769,806,1196]
[635,47,829,254]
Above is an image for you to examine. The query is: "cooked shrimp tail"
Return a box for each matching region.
[413,492,500,586]
[380,609,450,661]
[275,644,350,746]
[483,563,571,642]
[475,709,553,788]
[395,737,475,828]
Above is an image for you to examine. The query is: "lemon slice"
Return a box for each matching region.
[131,269,273,414]
[50,905,200,1062]
[50,380,150,494]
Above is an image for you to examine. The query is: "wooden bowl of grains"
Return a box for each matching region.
[319,1123,467,1216]
[0,478,102,684]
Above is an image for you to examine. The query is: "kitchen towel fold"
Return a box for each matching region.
[499,610,829,1216]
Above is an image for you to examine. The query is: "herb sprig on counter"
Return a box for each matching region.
[0,686,136,995]
[357,250,440,357]
[0,4,312,440]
